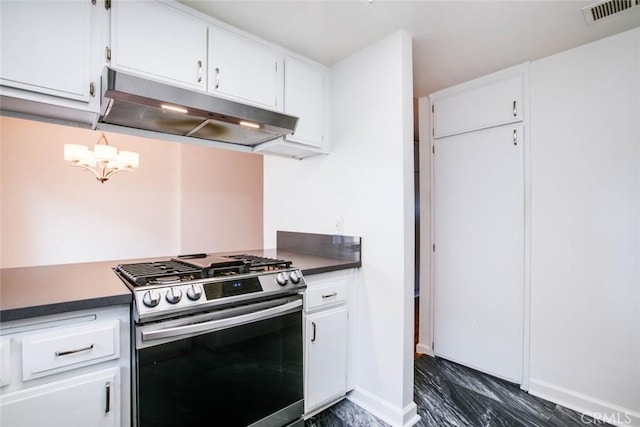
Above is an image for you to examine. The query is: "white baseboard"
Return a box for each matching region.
[529,379,640,426]
[347,387,420,427]
[415,342,434,356]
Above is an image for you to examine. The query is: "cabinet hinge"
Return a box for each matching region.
[275,62,277,72]
[432,128,434,137]
[432,146,434,154]
[105,0,111,10]
[105,47,111,61]
[89,82,96,97]
[432,104,434,114]
[433,244,435,252]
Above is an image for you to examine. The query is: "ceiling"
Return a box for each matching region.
[179,0,640,98]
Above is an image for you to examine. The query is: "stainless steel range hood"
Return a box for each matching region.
[98,67,298,147]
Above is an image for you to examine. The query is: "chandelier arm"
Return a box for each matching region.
[103,168,124,179]
[72,163,102,181]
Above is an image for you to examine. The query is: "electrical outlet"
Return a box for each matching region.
[335,216,344,234]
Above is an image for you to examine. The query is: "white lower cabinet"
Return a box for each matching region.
[0,305,130,427]
[303,270,355,415]
[304,306,348,412]
[1,368,119,427]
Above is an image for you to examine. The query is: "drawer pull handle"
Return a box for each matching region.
[197,60,203,83]
[322,292,338,299]
[311,322,317,342]
[513,100,517,117]
[105,381,111,413]
[215,67,220,89]
[55,344,94,357]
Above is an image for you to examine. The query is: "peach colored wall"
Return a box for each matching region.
[0,116,263,268]
[180,142,263,254]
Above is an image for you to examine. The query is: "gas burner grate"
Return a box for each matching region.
[225,254,293,271]
[115,260,201,286]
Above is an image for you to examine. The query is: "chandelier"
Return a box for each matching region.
[64,133,139,183]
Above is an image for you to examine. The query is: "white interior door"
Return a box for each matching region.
[434,124,524,383]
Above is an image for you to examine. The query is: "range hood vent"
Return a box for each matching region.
[582,0,640,25]
[98,67,298,147]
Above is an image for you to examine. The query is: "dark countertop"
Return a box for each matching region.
[0,237,361,322]
[0,260,133,322]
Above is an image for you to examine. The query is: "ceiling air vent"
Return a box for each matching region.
[582,0,640,25]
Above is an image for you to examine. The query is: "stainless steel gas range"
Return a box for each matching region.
[114,253,307,427]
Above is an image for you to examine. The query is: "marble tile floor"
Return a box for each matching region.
[306,355,611,427]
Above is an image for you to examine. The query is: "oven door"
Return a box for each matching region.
[134,295,303,427]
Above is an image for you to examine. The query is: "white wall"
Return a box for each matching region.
[0,117,263,268]
[263,31,418,426]
[529,28,640,424]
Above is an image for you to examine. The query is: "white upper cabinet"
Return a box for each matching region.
[111,0,207,90]
[208,27,280,109]
[283,56,326,149]
[1,0,95,103]
[432,67,525,138]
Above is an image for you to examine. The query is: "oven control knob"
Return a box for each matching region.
[187,284,203,301]
[142,290,161,307]
[289,271,302,284]
[165,287,183,304]
[276,272,288,286]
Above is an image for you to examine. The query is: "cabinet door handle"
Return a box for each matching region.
[513,129,518,145]
[215,67,220,89]
[513,100,517,117]
[322,292,338,299]
[55,344,94,357]
[197,60,203,83]
[105,381,111,413]
[311,322,316,342]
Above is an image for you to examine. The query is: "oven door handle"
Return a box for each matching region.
[141,299,302,342]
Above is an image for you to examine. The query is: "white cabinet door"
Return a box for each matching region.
[0,368,119,427]
[434,124,524,383]
[209,27,279,109]
[304,306,348,412]
[0,0,93,102]
[432,71,524,138]
[111,0,207,90]
[284,56,326,149]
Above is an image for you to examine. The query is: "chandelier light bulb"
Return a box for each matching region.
[63,133,139,183]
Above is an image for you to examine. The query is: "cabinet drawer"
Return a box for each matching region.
[22,320,120,381]
[305,281,347,311]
